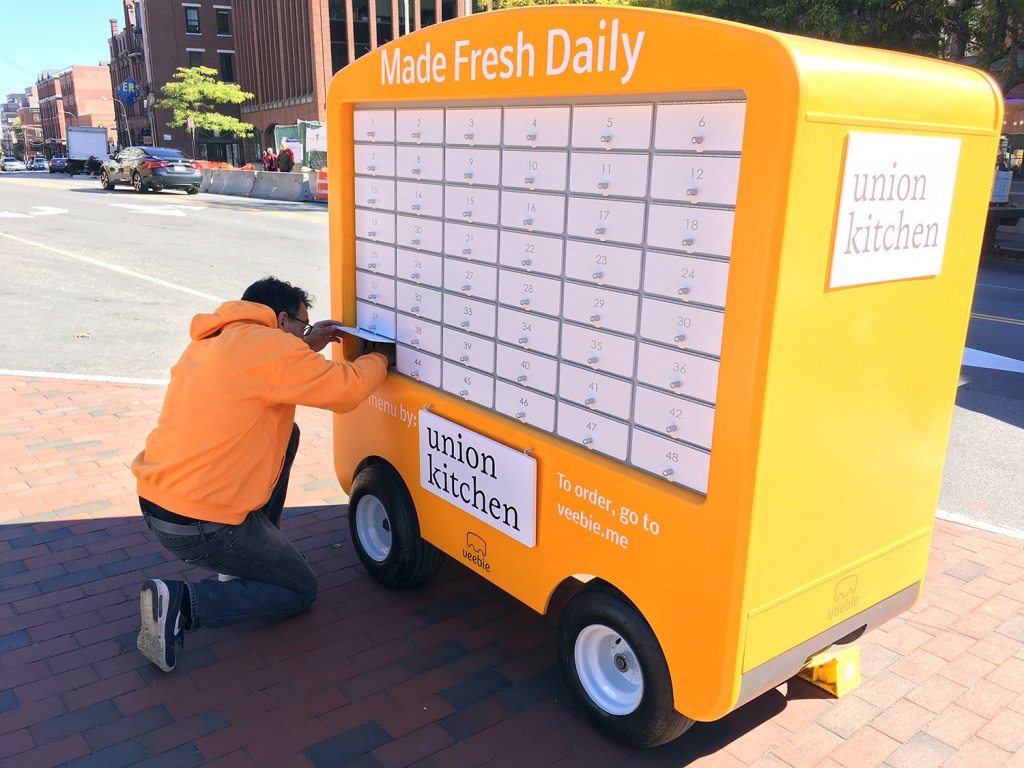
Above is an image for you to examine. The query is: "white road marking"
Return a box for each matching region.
[0,232,225,302]
[962,347,1024,373]
[0,369,168,386]
[108,203,195,217]
[28,206,68,216]
[0,211,29,218]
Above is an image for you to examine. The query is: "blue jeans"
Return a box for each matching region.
[140,424,318,629]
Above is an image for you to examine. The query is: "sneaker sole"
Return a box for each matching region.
[137,582,173,672]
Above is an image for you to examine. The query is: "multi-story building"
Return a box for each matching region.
[37,67,116,156]
[233,0,467,159]
[110,0,244,163]
[108,8,151,149]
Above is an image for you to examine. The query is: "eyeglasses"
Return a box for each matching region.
[287,313,313,336]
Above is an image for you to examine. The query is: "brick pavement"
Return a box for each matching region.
[0,373,1022,768]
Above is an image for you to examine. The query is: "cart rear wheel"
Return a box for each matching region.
[348,463,444,588]
[557,587,694,748]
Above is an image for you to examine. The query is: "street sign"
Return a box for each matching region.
[117,77,140,109]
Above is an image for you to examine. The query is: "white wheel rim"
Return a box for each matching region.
[355,494,391,562]
[574,623,644,715]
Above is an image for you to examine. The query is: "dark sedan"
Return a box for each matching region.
[100,146,202,194]
[48,157,68,173]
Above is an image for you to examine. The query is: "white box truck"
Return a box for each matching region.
[66,126,109,176]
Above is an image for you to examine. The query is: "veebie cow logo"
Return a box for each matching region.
[463,532,491,572]
[829,575,860,620]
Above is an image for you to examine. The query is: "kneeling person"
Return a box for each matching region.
[132,276,390,671]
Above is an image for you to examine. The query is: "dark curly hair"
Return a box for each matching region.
[241,277,313,317]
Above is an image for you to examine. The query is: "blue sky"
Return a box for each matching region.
[1,1,124,100]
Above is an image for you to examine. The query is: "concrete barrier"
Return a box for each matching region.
[198,169,311,201]
[249,170,310,201]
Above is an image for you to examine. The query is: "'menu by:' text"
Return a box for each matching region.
[381,20,646,86]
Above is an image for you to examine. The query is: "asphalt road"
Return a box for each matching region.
[1,169,1021,533]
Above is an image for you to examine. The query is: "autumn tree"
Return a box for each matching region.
[153,66,255,156]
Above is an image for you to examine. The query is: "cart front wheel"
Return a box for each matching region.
[558,587,694,748]
[348,463,444,588]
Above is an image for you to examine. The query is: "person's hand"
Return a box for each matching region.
[303,320,345,353]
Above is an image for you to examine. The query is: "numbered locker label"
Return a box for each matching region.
[636,343,721,404]
[396,215,443,252]
[562,282,639,335]
[572,104,653,150]
[496,307,560,357]
[444,147,501,187]
[444,222,499,263]
[647,204,736,258]
[396,249,443,287]
[499,230,564,276]
[356,241,396,276]
[501,149,568,192]
[444,260,498,301]
[356,303,396,339]
[397,346,442,387]
[396,313,442,355]
[643,251,730,309]
[355,271,396,308]
[354,177,396,209]
[396,145,444,181]
[354,109,395,143]
[559,322,635,379]
[504,106,570,148]
[396,282,443,321]
[442,361,495,408]
[443,294,497,337]
[354,144,395,177]
[557,402,629,461]
[640,297,725,357]
[395,109,444,144]
[569,152,650,199]
[631,428,711,495]
[564,240,641,290]
[559,362,633,421]
[396,181,443,217]
[445,107,502,146]
[500,190,566,235]
[495,381,556,432]
[632,386,716,450]
[355,209,396,243]
[654,101,746,153]
[442,326,496,373]
[496,344,558,393]
[498,270,562,317]
[445,185,500,226]
[566,197,646,245]
[649,154,741,206]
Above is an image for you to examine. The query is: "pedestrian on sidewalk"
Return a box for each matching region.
[262,147,278,171]
[132,276,392,672]
[277,140,295,172]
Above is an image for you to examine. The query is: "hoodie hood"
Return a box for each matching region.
[190,300,277,340]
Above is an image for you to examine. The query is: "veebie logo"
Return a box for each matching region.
[828,575,860,620]
[462,532,491,573]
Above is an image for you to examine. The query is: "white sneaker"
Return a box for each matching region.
[217,573,238,581]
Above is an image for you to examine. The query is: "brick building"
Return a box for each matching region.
[233,0,467,160]
[112,0,244,163]
[37,67,116,157]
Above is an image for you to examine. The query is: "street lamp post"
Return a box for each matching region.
[111,98,132,148]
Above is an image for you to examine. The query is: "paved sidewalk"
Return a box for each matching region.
[1,373,1022,768]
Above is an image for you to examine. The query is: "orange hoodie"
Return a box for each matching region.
[132,300,388,524]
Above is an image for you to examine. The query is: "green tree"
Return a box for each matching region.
[10,117,25,160]
[153,66,255,156]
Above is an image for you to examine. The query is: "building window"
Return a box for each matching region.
[216,9,231,35]
[188,50,204,67]
[219,52,235,83]
[185,7,200,34]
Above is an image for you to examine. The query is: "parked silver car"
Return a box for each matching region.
[1,157,26,172]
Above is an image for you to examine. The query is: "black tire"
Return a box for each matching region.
[557,587,694,748]
[348,463,444,588]
[186,185,199,195]
[132,171,145,193]
[100,171,113,191]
